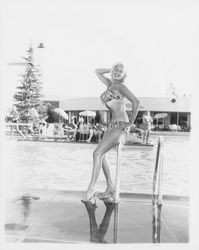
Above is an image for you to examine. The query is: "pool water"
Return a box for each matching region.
[4,133,190,197]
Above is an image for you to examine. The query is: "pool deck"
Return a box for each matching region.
[4,188,189,244]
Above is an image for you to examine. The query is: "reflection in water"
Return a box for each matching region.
[152,203,162,243]
[113,204,119,243]
[81,200,118,243]
[82,199,163,244]
[5,194,39,231]
[18,195,39,228]
[19,195,32,226]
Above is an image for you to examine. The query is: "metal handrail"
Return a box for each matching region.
[114,141,122,203]
[153,136,164,206]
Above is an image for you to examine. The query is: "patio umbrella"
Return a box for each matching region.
[79,110,96,117]
[54,108,68,121]
[79,110,96,124]
[154,113,168,127]
[154,113,168,119]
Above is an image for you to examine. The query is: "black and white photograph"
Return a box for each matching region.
[0,0,198,248]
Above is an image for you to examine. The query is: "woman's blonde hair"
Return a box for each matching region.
[111,62,127,82]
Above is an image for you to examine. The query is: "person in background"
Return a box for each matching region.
[86,122,106,143]
[39,119,47,139]
[86,121,96,143]
[95,123,105,141]
[45,106,55,137]
[78,116,84,128]
[10,105,19,123]
[67,117,78,141]
[142,110,153,144]
[9,106,25,138]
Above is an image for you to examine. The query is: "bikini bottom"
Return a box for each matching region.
[108,121,130,147]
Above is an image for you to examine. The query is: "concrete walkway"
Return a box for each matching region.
[4,188,189,244]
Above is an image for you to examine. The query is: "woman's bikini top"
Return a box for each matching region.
[100,88,124,104]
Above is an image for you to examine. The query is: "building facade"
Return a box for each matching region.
[45,97,191,129]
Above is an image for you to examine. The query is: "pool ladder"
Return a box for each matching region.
[113,136,164,243]
[114,136,165,205]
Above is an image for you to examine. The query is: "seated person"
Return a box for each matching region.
[9,106,19,123]
[66,117,78,140]
[86,123,96,143]
[76,117,89,141]
[8,106,25,138]
[54,123,64,137]
[95,123,105,141]
[130,124,142,138]
[86,123,106,143]
[78,116,84,126]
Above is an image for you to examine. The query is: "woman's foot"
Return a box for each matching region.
[99,186,115,200]
[81,189,97,203]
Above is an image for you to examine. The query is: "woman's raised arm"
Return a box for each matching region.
[95,68,112,87]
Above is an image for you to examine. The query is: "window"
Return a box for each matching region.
[179,113,188,127]
[170,112,177,125]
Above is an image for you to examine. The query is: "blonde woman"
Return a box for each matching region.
[82,63,140,201]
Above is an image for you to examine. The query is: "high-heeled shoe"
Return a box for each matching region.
[81,190,97,203]
[98,191,115,200]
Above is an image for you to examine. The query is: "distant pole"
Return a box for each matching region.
[36,42,45,78]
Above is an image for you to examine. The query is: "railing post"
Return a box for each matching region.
[114,142,122,203]
[153,136,164,206]
[153,137,160,197]
[158,137,164,205]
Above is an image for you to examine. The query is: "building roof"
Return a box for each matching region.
[43,100,60,108]
[133,97,191,112]
[59,97,191,113]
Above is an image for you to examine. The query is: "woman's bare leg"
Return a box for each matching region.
[83,127,123,200]
[102,155,115,194]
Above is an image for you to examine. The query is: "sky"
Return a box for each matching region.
[1,0,199,109]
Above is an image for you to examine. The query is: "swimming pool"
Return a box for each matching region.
[4,132,190,197]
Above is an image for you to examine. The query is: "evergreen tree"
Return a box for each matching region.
[13,46,43,122]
